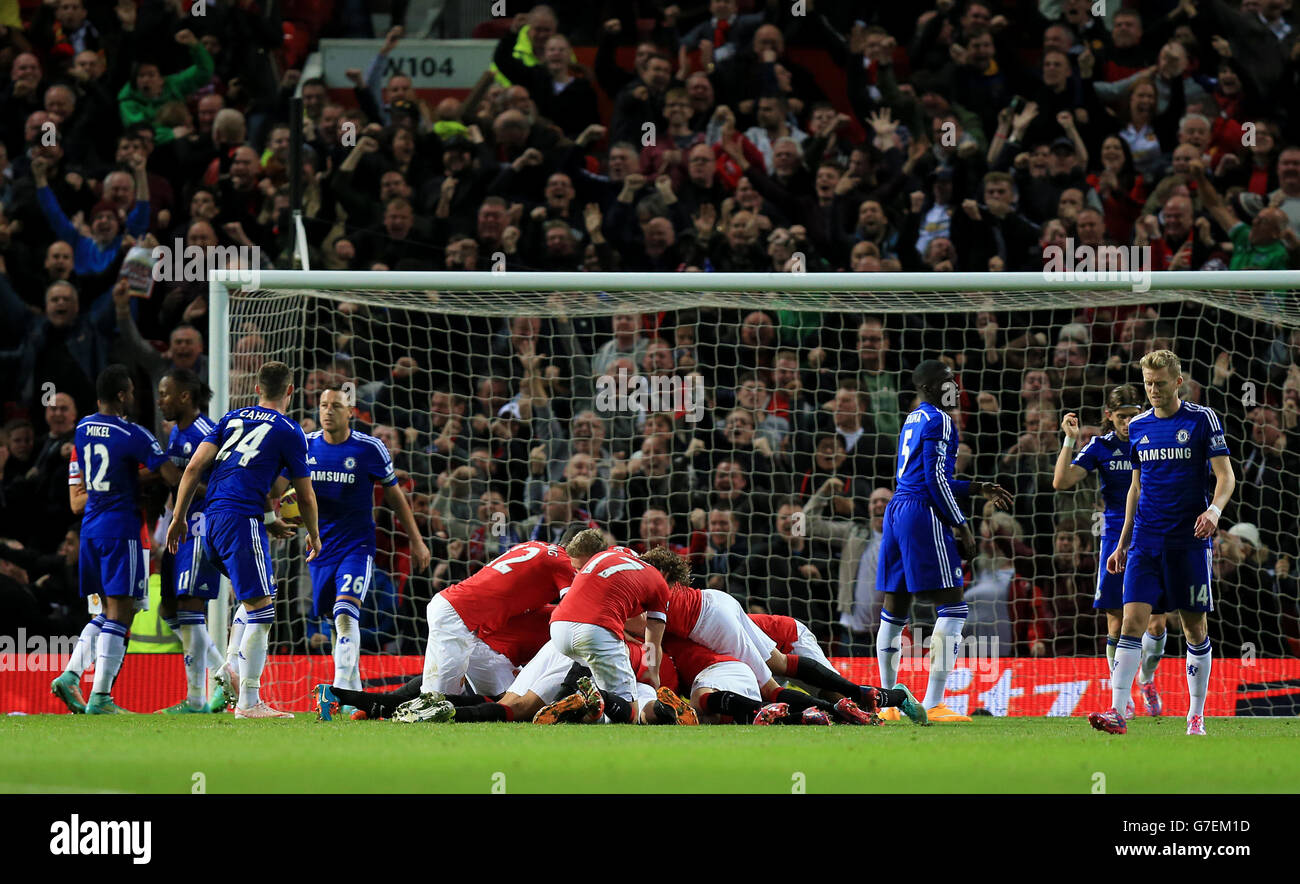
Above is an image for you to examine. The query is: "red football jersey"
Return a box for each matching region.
[441,541,573,633]
[551,548,669,639]
[626,639,680,694]
[663,634,739,689]
[479,605,556,666]
[665,583,702,638]
[748,613,799,654]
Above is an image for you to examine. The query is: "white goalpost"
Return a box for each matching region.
[206,270,1300,716]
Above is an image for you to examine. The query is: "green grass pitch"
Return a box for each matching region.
[2,716,1298,794]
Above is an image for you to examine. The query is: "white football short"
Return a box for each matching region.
[549,620,637,702]
[689,590,776,686]
[422,594,516,695]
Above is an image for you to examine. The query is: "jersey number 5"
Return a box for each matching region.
[897,427,916,479]
[215,419,272,467]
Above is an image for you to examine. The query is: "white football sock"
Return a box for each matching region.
[1186,639,1212,718]
[333,613,361,691]
[179,623,207,708]
[1111,635,1143,712]
[923,612,966,710]
[238,621,271,708]
[225,608,247,674]
[1138,630,1166,685]
[90,619,128,696]
[876,611,906,688]
[65,615,104,676]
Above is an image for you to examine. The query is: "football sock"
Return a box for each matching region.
[700,690,762,721]
[444,692,490,706]
[924,605,968,709]
[162,614,181,636]
[332,604,361,691]
[226,608,247,674]
[876,610,906,688]
[454,702,510,722]
[773,688,834,715]
[1111,634,1143,712]
[785,654,871,705]
[238,607,274,708]
[66,614,105,676]
[875,687,908,708]
[1106,635,1118,672]
[90,619,129,696]
[1186,638,1212,718]
[177,610,209,709]
[598,690,634,723]
[1138,630,1166,684]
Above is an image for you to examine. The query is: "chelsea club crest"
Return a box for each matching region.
[1176,429,1190,443]
[344,457,356,469]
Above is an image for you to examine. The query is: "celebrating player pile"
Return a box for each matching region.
[1088,350,1235,736]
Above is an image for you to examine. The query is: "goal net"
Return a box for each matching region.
[211,271,1300,717]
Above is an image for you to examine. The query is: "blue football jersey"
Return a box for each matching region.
[70,414,169,539]
[1129,402,1231,550]
[305,429,397,560]
[893,401,970,526]
[1071,431,1133,538]
[202,405,309,518]
[166,413,216,513]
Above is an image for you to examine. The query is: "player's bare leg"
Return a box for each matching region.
[1180,611,1210,735]
[1137,613,1168,717]
[234,596,293,719]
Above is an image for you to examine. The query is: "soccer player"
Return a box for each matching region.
[51,365,179,714]
[154,369,232,714]
[1089,350,1235,736]
[1053,385,1169,718]
[276,386,431,699]
[546,536,676,724]
[876,360,1013,722]
[663,634,833,725]
[378,533,585,722]
[748,612,927,724]
[167,361,322,719]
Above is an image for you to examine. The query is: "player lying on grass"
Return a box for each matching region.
[1054,384,1169,719]
[659,577,881,724]
[1089,350,1235,737]
[747,612,927,724]
[316,605,555,720]
[876,360,1014,722]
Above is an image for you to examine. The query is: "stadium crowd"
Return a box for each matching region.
[1,0,1299,659]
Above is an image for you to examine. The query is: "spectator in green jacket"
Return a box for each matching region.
[117,29,213,146]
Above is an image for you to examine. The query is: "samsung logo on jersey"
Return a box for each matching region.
[1137,448,1191,462]
[1108,459,1133,470]
[312,470,356,484]
[85,425,111,437]
[236,410,274,422]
